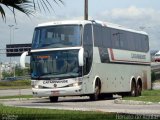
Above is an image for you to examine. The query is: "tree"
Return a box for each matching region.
[0,0,63,22]
[2,71,13,78]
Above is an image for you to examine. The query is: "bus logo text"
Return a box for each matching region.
[43,80,68,84]
[131,54,146,59]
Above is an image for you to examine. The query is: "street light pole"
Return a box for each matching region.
[8,25,14,64]
[84,0,88,20]
[13,27,19,44]
[13,27,19,77]
[8,25,14,44]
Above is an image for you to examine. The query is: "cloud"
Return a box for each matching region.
[95,6,160,50]
[96,6,159,25]
[0,5,160,63]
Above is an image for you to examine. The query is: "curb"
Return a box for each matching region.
[114,98,160,105]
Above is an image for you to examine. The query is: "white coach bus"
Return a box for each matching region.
[20,20,151,102]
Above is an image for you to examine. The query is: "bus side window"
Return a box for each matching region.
[127,32,136,51]
[102,27,111,48]
[83,24,93,75]
[141,35,149,52]
[111,28,120,49]
[93,25,103,47]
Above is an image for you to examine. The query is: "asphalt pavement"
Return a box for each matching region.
[1,97,160,116]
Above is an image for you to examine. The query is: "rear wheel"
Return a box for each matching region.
[130,81,136,97]
[136,83,142,96]
[49,96,58,102]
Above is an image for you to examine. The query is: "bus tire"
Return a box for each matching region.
[136,81,142,96]
[49,96,58,102]
[130,80,136,97]
[89,82,100,101]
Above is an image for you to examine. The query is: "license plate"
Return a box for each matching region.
[51,91,59,96]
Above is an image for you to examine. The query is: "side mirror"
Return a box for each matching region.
[78,47,84,66]
[20,51,28,68]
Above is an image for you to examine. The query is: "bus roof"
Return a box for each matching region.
[38,20,91,27]
[95,20,147,35]
[37,20,147,35]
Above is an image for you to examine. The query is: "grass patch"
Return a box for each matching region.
[154,80,160,83]
[142,90,160,96]
[123,90,160,102]
[0,104,116,120]
[0,80,31,90]
[0,95,33,99]
[0,104,157,120]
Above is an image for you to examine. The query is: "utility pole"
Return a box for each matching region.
[84,0,88,20]
[0,63,1,80]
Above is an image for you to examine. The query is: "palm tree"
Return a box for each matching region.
[0,0,63,22]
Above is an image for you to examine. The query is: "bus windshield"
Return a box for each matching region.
[32,25,82,49]
[30,50,82,80]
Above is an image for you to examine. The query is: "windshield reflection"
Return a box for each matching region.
[32,25,81,49]
[31,50,82,80]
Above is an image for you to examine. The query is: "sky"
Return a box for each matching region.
[0,0,160,62]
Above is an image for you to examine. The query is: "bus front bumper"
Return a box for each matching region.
[32,86,82,97]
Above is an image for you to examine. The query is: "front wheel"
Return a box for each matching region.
[89,85,100,101]
[49,96,58,102]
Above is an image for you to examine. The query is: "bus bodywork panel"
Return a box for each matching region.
[86,47,151,94]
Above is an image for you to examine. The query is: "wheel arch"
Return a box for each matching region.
[93,76,101,91]
[137,77,142,88]
[130,76,136,91]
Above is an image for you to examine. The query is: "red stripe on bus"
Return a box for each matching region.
[109,48,115,60]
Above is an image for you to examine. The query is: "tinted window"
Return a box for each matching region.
[111,28,120,49]
[127,32,136,51]
[143,36,149,52]
[32,25,81,49]
[31,50,82,79]
[102,27,112,48]
[83,24,93,75]
[93,25,149,52]
[134,33,141,51]
[93,25,102,47]
[119,30,128,49]
[83,24,93,45]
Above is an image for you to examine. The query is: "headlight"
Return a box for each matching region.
[32,85,38,89]
[69,82,82,87]
[31,80,39,88]
[73,82,79,87]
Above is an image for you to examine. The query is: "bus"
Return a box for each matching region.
[20,20,151,102]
